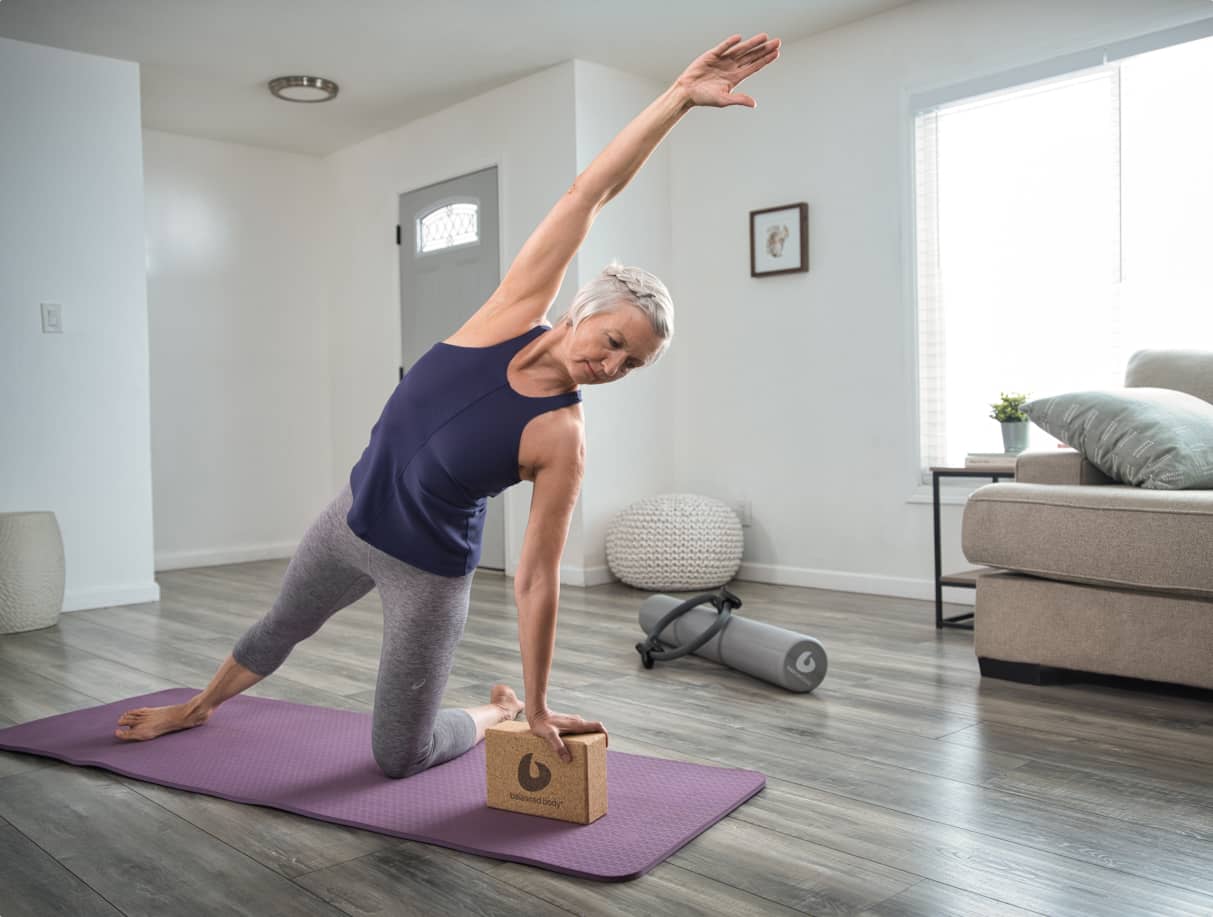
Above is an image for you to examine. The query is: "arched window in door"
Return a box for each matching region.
[417,200,479,253]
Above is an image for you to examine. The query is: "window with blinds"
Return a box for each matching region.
[913,31,1213,472]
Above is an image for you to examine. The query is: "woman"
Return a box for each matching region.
[114,33,781,773]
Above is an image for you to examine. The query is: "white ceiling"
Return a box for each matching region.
[0,0,912,156]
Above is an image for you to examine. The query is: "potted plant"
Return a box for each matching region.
[990,392,1030,454]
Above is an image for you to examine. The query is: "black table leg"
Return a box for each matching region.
[933,470,943,629]
[935,470,1012,629]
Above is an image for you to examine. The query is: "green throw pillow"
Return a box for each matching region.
[1023,388,1213,489]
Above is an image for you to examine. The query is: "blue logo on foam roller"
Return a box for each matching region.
[517,753,552,791]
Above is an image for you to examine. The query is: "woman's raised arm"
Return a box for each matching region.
[481,34,781,325]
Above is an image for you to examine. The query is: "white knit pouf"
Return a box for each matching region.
[0,512,66,634]
[606,494,743,591]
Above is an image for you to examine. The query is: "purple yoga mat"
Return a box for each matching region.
[0,688,764,881]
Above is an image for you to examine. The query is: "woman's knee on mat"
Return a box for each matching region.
[231,626,288,678]
[372,732,435,779]
[372,708,477,778]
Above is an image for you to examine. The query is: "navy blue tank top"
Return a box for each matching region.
[347,325,582,577]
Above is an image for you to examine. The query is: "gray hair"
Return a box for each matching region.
[562,261,674,364]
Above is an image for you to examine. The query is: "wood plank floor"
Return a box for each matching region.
[2,561,1212,916]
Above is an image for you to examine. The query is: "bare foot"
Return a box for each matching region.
[114,701,211,741]
[490,684,524,723]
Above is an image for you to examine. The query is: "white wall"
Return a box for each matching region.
[571,60,676,585]
[325,63,580,579]
[667,0,1213,603]
[0,37,157,612]
[142,131,333,570]
[16,2,1206,612]
[324,60,675,588]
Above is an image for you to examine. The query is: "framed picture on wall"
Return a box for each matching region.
[750,203,808,277]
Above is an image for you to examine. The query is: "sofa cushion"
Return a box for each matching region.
[962,483,1213,597]
[975,571,1213,690]
[1126,349,1213,406]
[1014,449,1113,486]
[1023,388,1213,489]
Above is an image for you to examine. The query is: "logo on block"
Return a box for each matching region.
[517,752,552,792]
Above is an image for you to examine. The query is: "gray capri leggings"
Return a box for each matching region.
[232,483,477,779]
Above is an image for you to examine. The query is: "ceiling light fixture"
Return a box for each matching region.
[268,75,339,103]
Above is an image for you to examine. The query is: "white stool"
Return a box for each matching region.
[606,494,743,591]
[0,511,65,634]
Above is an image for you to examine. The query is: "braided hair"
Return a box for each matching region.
[562,261,674,364]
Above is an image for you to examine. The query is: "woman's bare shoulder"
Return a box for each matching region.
[520,403,584,481]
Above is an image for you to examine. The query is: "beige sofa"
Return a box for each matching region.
[961,350,1213,691]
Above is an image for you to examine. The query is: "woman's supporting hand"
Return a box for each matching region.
[675,33,782,109]
[526,707,608,763]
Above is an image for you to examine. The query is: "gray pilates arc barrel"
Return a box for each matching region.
[638,595,827,693]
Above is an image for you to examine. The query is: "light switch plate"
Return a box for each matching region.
[41,303,63,334]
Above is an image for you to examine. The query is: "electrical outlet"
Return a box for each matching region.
[732,500,752,527]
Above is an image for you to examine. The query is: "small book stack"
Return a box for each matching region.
[965,452,1017,468]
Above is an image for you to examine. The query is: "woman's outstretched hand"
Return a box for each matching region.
[675,33,782,109]
[527,707,608,763]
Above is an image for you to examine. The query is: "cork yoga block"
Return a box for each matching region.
[485,721,608,825]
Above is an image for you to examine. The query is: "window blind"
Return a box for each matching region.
[913,23,1213,475]
[914,67,1122,471]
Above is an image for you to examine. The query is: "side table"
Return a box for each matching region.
[932,465,1015,629]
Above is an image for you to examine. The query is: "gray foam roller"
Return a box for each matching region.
[639,595,827,693]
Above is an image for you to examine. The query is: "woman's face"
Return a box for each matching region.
[566,306,663,385]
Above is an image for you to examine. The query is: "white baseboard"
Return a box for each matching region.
[156,542,297,572]
[557,563,616,588]
[153,549,968,607]
[580,564,616,587]
[736,561,975,605]
[63,540,298,613]
[558,560,973,606]
[63,582,161,613]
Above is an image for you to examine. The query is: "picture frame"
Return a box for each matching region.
[750,203,808,277]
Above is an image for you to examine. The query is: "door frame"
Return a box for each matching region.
[395,157,521,578]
